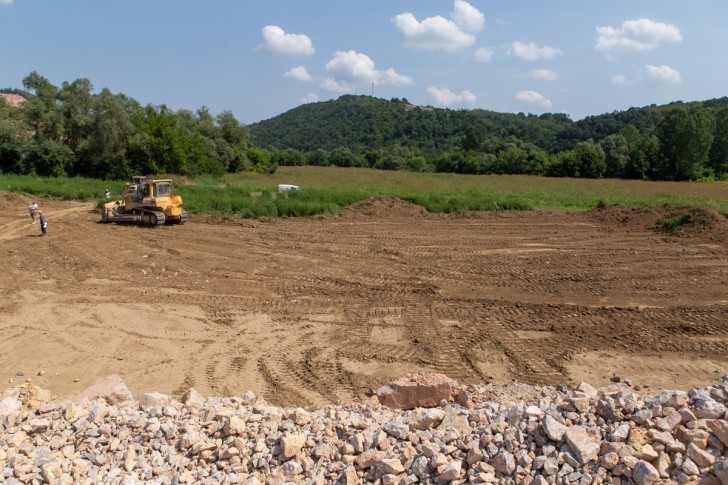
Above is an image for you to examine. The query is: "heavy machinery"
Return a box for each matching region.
[101,176,187,226]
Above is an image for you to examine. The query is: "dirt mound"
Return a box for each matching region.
[587,204,728,245]
[653,207,728,241]
[0,191,33,212]
[338,195,429,219]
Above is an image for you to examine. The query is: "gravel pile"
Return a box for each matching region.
[1,374,727,484]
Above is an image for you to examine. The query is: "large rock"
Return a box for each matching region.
[707,419,728,446]
[280,433,306,460]
[408,408,446,430]
[223,416,247,436]
[542,414,567,442]
[632,460,660,485]
[75,375,134,405]
[376,373,452,410]
[564,426,600,465]
[687,442,716,468]
[384,420,409,439]
[181,388,206,407]
[0,396,21,415]
[714,459,728,485]
[493,451,516,475]
[440,460,462,481]
[437,408,471,436]
[374,458,405,478]
[655,410,682,431]
[693,399,727,419]
[139,392,172,411]
[340,466,361,484]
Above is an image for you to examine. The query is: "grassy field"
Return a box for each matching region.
[2,167,727,217]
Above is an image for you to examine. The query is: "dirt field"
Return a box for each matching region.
[1,192,727,408]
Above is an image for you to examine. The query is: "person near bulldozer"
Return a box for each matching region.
[38,211,47,237]
[28,200,38,223]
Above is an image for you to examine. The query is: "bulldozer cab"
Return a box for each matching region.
[126,184,146,203]
[153,181,173,198]
[124,177,152,203]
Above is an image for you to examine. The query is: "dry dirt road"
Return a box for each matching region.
[1,192,727,408]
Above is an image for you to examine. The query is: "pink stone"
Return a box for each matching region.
[375,373,452,410]
[707,419,728,447]
[655,410,682,432]
[139,392,172,411]
[76,375,134,405]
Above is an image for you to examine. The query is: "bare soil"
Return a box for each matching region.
[1,193,726,408]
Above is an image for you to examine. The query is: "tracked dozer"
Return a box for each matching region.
[101,176,187,226]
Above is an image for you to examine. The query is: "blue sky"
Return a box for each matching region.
[1,1,726,125]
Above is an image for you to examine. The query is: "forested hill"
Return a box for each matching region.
[249,94,728,155]
[3,72,728,182]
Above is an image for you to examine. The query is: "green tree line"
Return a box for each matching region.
[250,95,728,181]
[0,72,276,179]
[2,73,728,181]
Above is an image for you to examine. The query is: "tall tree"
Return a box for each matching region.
[77,89,134,178]
[58,78,94,153]
[573,140,606,178]
[655,108,715,180]
[709,107,728,177]
[601,134,629,178]
[22,71,63,142]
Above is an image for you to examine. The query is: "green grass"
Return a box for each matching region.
[2,168,727,218]
[0,174,123,200]
[653,208,714,235]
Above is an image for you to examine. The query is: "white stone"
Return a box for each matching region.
[280,433,306,460]
[564,426,600,465]
[440,460,462,481]
[542,414,567,442]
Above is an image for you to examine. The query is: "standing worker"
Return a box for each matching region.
[38,210,47,237]
[104,189,111,200]
[28,199,38,223]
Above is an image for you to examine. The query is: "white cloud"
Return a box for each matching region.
[451,0,485,33]
[325,50,413,87]
[284,66,312,82]
[531,69,558,81]
[259,25,314,56]
[611,74,630,85]
[510,41,563,61]
[426,87,477,106]
[474,47,495,62]
[300,93,319,103]
[595,18,682,53]
[379,68,414,87]
[319,78,353,94]
[514,90,552,109]
[0,0,14,5]
[393,0,485,51]
[644,64,682,85]
[611,65,681,87]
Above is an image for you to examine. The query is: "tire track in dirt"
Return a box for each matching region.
[1,193,727,406]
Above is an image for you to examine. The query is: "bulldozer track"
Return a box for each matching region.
[1,193,727,406]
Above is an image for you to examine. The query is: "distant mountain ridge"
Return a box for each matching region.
[249,94,728,155]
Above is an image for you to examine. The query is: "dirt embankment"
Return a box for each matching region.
[0,193,726,408]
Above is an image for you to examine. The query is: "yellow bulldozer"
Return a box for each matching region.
[101,176,187,226]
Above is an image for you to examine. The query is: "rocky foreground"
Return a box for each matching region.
[1,373,727,485]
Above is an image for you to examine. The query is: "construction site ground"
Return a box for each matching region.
[1,192,727,409]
